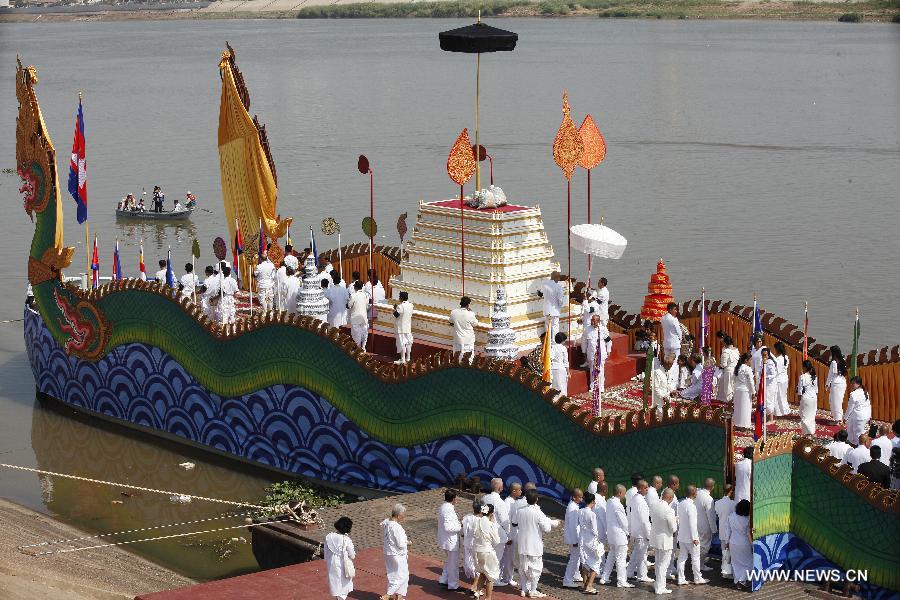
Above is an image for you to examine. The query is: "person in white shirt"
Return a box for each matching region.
[550,332,570,396]
[481,478,511,587]
[282,245,299,273]
[844,435,871,473]
[323,517,355,600]
[217,265,239,325]
[586,316,612,405]
[393,292,414,364]
[586,468,605,496]
[717,333,740,403]
[499,483,521,586]
[750,334,764,383]
[536,272,565,341]
[678,354,704,401]
[845,377,872,447]
[660,303,682,381]
[826,430,852,462]
[646,475,663,507]
[579,292,601,366]
[562,488,584,588]
[449,296,478,363]
[472,503,502,600]
[577,492,603,594]
[650,488,678,595]
[652,354,675,416]
[872,424,893,467]
[347,281,369,351]
[675,485,707,586]
[317,259,333,285]
[625,480,653,582]
[797,360,819,435]
[733,353,757,428]
[178,263,199,303]
[382,503,409,600]
[155,260,168,285]
[734,446,753,503]
[695,478,718,572]
[714,484,736,578]
[760,347,778,425]
[199,266,219,321]
[437,489,462,591]
[254,254,277,313]
[727,500,753,590]
[282,266,301,315]
[595,277,610,327]
[507,482,534,588]
[461,499,481,582]
[325,271,350,327]
[771,342,791,416]
[592,481,609,557]
[363,269,386,304]
[825,345,848,424]
[600,485,632,588]
[516,489,560,597]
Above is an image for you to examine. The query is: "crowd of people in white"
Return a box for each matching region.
[323,458,759,600]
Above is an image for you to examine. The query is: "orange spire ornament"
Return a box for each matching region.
[447,128,477,294]
[578,114,606,286]
[640,258,676,322]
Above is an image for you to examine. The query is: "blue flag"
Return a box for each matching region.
[165,248,175,288]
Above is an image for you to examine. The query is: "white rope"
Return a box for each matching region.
[0,463,267,510]
[27,521,279,556]
[18,510,257,550]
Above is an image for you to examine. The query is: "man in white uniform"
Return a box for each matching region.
[827,430,852,461]
[872,424,893,466]
[381,503,409,600]
[507,482,535,588]
[537,271,565,341]
[592,480,608,568]
[600,484,632,588]
[516,489,560,597]
[679,354,704,401]
[587,468,605,495]
[199,266,219,321]
[580,292,600,365]
[217,265,239,325]
[481,478,511,586]
[155,260,168,285]
[449,296,478,363]
[676,485,707,585]
[844,435,871,473]
[253,254,277,313]
[550,332,570,396]
[595,277,610,327]
[178,263,199,303]
[734,446,753,503]
[347,281,369,351]
[282,266,300,315]
[499,482,522,586]
[660,303,682,383]
[715,484,736,578]
[625,480,653,582]
[650,488,678,595]
[647,475,663,507]
[652,355,675,416]
[437,489,462,591]
[562,488,584,588]
[324,271,350,327]
[695,478,718,571]
[392,291,414,364]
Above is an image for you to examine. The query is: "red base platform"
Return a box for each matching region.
[567,331,638,395]
[136,547,560,600]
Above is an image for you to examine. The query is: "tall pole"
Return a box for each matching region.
[460,184,466,296]
[586,168,591,287]
[368,167,374,353]
[566,179,571,360]
[475,51,481,193]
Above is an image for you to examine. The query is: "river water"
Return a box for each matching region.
[0,18,897,580]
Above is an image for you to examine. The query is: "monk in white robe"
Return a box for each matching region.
[695,478,718,571]
[650,489,678,595]
[481,478,511,587]
[675,486,707,585]
[324,517,355,600]
[715,485,736,578]
[600,485,632,587]
[516,489,560,597]
[562,488,584,588]
[625,481,653,582]
[499,482,522,586]
[382,504,409,599]
[437,489,462,590]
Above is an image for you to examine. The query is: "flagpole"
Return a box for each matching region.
[803,300,808,360]
[192,254,197,305]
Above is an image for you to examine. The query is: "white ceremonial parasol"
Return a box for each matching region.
[569,222,627,260]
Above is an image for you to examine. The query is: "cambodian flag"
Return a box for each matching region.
[233,219,243,287]
[752,299,762,336]
[165,247,175,288]
[112,239,122,281]
[90,235,99,289]
[139,241,146,281]
[67,97,87,224]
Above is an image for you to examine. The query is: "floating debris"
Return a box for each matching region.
[178,462,195,470]
[169,494,192,504]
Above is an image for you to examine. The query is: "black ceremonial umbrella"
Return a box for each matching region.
[440,14,517,192]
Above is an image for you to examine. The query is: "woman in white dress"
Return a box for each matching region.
[771,342,791,417]
[461,499,482,581]
[732,353,756,429]
[323,517,355,600]
[727,500,753,591]
[717,333,740,403]
[381,503,409,600]
[845,376,872,446]
[471,503,501,599]
[676,355,691,391]
[760,347,778,425]
[825,345,848,425]
[578,492,603,594]
[796,360,819,435]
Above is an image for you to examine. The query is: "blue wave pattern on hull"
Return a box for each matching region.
[24,309,565,499]
[753,533,893,599]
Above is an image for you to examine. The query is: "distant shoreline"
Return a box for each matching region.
[2,0,898,24]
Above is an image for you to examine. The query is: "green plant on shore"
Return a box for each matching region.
[258,480,347,515]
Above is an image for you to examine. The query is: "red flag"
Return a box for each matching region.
[90,235,100,289]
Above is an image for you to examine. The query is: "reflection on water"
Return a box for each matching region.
[30,395,281,581]
[115,220,200,256]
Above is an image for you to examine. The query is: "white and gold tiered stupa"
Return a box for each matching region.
[373,198,581,355]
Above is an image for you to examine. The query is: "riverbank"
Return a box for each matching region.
[1,0,898,23]
[0,498,194,599]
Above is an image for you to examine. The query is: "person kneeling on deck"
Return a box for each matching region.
[393,291,414,364]
[217,264,239,325]
[348,280,369,351]
[254,251,276,313]
[450,296,478,364]
[381,503,409,600]
[551,332,570,396]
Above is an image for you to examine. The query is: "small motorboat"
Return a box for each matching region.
[115,206,193,221]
